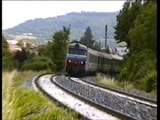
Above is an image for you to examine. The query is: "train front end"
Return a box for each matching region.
[66,42,87,76]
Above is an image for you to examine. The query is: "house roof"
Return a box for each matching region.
[9,44,22,52]
[7,40,18,45]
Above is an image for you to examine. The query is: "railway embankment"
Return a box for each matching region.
[54,75,157,120]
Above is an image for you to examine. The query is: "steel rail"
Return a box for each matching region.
[34,73,156,120]
[34,73,88,120]
[51,75,136,120]
[79,77,157,106]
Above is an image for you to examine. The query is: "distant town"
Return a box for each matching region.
[6,32,129,57]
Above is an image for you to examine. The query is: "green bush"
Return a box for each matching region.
[21,56,56,72]
[118,49,157,93]
[2,55,14,71]
[145,71,157,92]
[135,70,157,92]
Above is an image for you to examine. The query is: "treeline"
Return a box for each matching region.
[114,1,157,93]
[2,27,70,72]
[2,26,99,73]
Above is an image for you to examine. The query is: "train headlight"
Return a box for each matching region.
[80,61,84,64]
[68,60,71,63]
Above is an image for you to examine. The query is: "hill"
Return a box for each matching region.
[3,12,119,46]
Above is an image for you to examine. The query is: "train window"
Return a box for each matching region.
[89,54,98,63]
[68,48,76,54]
[68,48,86,55]
[106,59,110,64]
[101,58,104,64]
[113,60,121,66]
[106,58,111,65]
[78,50,86,55]
[101,57,112,65]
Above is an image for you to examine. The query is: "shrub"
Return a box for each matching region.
[118,49,157,93]
[135,70,157,92]
[21,56,56,72]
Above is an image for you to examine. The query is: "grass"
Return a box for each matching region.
[96,74,120,89]
[3,70,81,120]
[12,88,79,120]
[12,70,50,87]
[3,70,16,120]
[96,73,157,97]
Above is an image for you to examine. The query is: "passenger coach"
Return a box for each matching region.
[65,42,123,75]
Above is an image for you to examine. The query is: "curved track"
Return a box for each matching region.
[34,74,157,120]
[34,74,120,120]
[79,77,157,105]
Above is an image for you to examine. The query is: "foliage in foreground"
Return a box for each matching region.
[3,71,16,120]
[2,36,14,71]
[11,88,78,120]
[114,2,141,48]
[114,1,157,93]
[96,73,157,97]
[119,50,157,93]
[3,70,80,120]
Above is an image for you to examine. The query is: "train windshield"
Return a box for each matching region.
[68,48,87,55]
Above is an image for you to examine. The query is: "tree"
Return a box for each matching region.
[51,26,70,71]
[2,36,14,71]
[129,1,157,54]
[114,1,141,48]
[80,26,101,50]
[38,43,52,58]
[13,48,30,70]
[118,1,157,93]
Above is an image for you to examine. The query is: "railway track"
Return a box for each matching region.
[34,74,120,120]
[34,74,157,120]
[79,77,157,105]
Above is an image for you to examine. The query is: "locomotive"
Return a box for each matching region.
[65,42,123,76]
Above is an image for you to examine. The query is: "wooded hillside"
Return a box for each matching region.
[3,12,118,42]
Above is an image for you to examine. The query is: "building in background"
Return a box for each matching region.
[6,39,22,52]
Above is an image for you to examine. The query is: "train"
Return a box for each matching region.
[65,42,123,76]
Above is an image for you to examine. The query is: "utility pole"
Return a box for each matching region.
[105,25,107,50]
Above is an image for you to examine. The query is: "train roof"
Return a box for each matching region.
[68,42,87,50]
[88,48,112,59]
[112,54,123,60]
[68,42,123,60]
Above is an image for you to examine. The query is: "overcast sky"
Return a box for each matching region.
[2,1,126,30]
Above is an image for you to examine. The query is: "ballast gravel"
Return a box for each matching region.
[35,75,120,120]
[55,76,157,120]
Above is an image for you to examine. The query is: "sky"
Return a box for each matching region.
[2,1,126,30]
